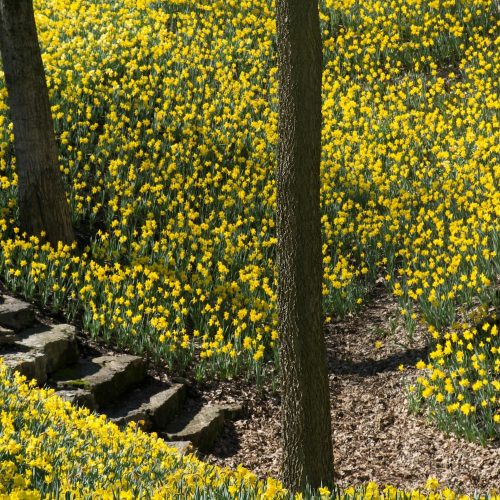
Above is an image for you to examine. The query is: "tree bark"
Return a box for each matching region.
[275,0,334,492]
[0,0,74,246]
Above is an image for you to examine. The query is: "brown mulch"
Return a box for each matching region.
[200,289,500,494]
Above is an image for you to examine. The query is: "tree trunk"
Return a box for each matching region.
[0,0,74,246]
[275,0,334,492]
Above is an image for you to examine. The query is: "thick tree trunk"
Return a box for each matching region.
[275,0,334,492]
[0,0,74,246]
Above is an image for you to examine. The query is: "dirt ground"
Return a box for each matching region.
[201,289,500,494]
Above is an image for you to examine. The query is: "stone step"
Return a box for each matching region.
[101,378,186,431]
[14,324,79,373]
[166,441,192,455]
[1,323,79,384]
[0,325,18,345]
[0,296,35,331]
[57,388,97,411]
[2,350,48,384]
[0,291,245,456]
[51,354,147,407]
[163,403,243,452]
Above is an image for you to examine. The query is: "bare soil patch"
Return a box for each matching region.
[201,289,500,493]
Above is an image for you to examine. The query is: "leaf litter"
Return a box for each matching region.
[200,288,499,493]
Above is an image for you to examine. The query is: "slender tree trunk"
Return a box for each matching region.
[0,0,74,246]
[275,0,334,492]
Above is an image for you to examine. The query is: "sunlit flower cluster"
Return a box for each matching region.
[1,361,496,499]
[412,313,499,442]
[0,0,498,436]
[0,359,276,498]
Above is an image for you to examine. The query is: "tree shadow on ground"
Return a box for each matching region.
[327,344,431,377]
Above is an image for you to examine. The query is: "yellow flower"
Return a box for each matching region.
[460,403,474,416]
[426,476,440,491]
[319,485,331,497]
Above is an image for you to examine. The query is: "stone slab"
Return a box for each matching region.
[220,403,245,421]
[15,323,79,373]
[57,389,97,411]
[112,408,151,430]
[0,296,35,331]
[0,325,18,345]
[166,441,192,455]
[149,383,186,429]
[52,354,147,408]
[104,379,186,431]
[2,350,48,384]
[165,405,225,452]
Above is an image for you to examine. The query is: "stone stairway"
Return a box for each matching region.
[0,294,242,454]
